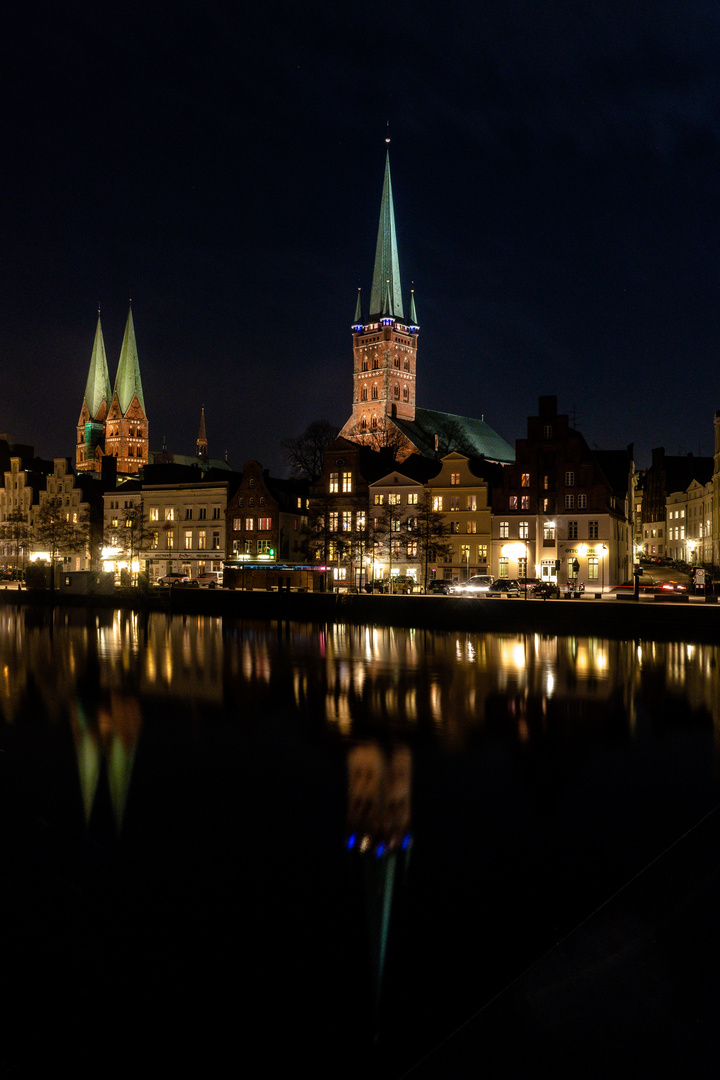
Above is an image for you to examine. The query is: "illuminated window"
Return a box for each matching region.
[329,512,339,531]
[391,539,401,558]
[184,530,192,550]
[198,531,206,549]
[389,493,401,505]
[258,518,271,531]
[329,472,339,493]
[233,518,242,530]
[374,494,384,505]
[407,540,418,558]
[499,520,509,538]
[519,521,529,539]
[509,495,518,510]
[166,533,174,550]
[466,495,476,510]
[588,558,599,580]
[432,496,443,511]
[407,493,418,505]
[341,511,352,531]
[543,521,556,541]
[521,473,530,487]
[356,511,366,531]
[498,558,509,577]
[450,496,459,510]
[450,473,460,485]
[466,521,477,534]
[245,518,254,531]
[342,471,352,493]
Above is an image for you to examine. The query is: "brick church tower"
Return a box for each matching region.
[340,141,419,447]
[76,305,149,474]
[76,310,112,472]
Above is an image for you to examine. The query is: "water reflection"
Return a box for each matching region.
[2,607,719,1076]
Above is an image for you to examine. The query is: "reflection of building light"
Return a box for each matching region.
[544,670,555,697]
[512,642,525,669]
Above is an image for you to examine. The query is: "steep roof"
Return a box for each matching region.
[83,313,112,420]
[369,150,404,321]
[392,407,515,464]
[113,305,145,414]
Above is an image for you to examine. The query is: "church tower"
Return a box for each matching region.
[76,311,112,472]
[341,143,419,445]
[104,305,149,474]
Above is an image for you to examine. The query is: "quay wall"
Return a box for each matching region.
[2,588,720,644]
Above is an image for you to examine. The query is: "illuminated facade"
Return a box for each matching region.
[494,396,633,590]
[425,452,494,583]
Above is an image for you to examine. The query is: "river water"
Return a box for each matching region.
[2,606,719,1076]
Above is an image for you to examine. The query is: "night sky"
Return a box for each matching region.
[3,1,720,475]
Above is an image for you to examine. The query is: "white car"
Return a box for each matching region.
[453,575,494,596]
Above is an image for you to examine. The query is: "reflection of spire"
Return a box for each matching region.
[72,692,142,833]
[346,742,413,1028]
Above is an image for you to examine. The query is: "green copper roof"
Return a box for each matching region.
[113,305,145,414]
[83,313,112,420]
[369,151,404,321]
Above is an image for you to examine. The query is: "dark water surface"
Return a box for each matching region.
[2,607,719,1076]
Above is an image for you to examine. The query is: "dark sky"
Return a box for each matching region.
[3,1,720,474]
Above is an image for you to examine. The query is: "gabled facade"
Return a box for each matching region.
[425,453,494,583]
[226,460,309,566]
[77,306,149,475]
[368,469,427,587]
[494,396,632,590]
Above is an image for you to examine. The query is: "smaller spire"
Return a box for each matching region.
[409,288,418,328]
[352,287,363,328]
[197,406,208,461]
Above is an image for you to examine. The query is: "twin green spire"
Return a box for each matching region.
[83,305,145,420]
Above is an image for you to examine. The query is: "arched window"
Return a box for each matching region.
[362,358,369,371]
[371,415,378,430]
[361,386,368,401]
[371,384,378,400]
[393,383,400,399]
[402,386,409,401]
[360,417,367,431]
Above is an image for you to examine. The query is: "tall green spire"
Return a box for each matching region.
[113,304,145,414]
[369,150,404,321]
[84,311,112,420]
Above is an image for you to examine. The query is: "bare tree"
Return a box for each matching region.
[282,420,340,481]
[33,496,90,584]
[105,502,157,583]
[415,492,455,588]
[0,510,31,572]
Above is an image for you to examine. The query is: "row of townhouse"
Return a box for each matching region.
[634,446,716,568]
[311,399,636,592]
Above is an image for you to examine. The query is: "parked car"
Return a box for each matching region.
[487,578,521,597]
[190,573,222,589]
[155,573,193,587]
[427,579,453,594]
[388,575,423,594]
[454,575,494,596]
